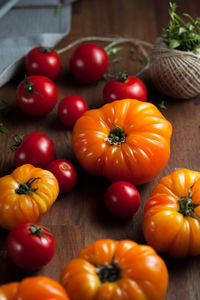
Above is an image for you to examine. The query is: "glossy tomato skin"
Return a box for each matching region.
[103,76,147,103]
[58,96,88,127]
[0,282,19,300]
[143,169,200,258]
[14,132,56,168]
[7,222,55,270]
[0,164,59,230]
[14,276,70,300]
[72,99,172,185]
[16,75,58,116]
[47,159,77,193]
[60,239,168,300]
[105,181,140,217]
[25,47,61,79]
[69,43,109,83]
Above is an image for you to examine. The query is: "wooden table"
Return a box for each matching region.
[0,0,200,299]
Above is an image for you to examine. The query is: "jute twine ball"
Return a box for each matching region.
[150,38,200,99]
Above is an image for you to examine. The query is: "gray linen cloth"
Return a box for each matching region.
[0,0,73,87]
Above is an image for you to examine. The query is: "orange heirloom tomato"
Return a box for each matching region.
[0,282,19,300]
[14,276,69,300]
[0,164,59,230]
[143,168,200,258]
[72,99,172,185]
[60,239,168,300]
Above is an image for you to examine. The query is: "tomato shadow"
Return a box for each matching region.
[73,167,147,243]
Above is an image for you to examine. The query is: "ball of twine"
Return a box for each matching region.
[150,38,200,99]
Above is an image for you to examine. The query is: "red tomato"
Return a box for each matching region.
[6,222,55,270]
[69,43,109,83]
[14,132,56,168]
[103,72,147,103]
[58,96,88,127]
[105,181,141,217]
[25,47,61,79]
[16,75,58,116]
[47,159,77,193]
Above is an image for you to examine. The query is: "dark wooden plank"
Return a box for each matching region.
[0,0,200,299]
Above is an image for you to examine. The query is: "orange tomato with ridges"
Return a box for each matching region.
[0,277,69,300]
[143,168,200,258]
[0,282,19,300]
[0,164,59,230]
[72,99,172,185]
[60,239,168,300]
[14,276,69,300]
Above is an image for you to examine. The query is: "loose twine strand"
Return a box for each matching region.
[57,36,153,77]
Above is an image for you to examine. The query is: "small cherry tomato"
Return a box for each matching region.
[105,181,141,217]
[16,75,58,116]
[47,159,77,193]
[25,47,61,79]
[58,95,88,127]
[103,72,147,103]
[13,132,56,168]
[6,222,55,270]
[69,42,109,83]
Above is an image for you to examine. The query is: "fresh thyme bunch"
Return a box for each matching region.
[162,2,200,52]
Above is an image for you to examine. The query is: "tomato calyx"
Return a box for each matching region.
[15,177,40,196]
[39,47,52,53]
[96,262,121,283]
[178,187,200,221]
[10,134,25,152]
[106,124,126,146]
[29,224,50,238]
[118,71,128,82]
[24,75,40,96]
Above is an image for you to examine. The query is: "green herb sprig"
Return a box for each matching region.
[162,2,200,52]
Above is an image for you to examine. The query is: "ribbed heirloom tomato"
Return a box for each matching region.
[72,99,172,185]
[143,168,200,258]
[0,276,70,300]
[0,282,19,300]
[60,239,168,300]
[0,164,59,230]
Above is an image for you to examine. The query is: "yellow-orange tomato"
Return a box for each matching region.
[60,239,168,300]
[143,168,200,258]
[0,282,19,300]
[0,164,59,230]
[14,276,69,300]
[72,99,172,185]
[0,277,69,300]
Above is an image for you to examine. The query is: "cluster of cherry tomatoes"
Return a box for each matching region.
[6,42,148,271]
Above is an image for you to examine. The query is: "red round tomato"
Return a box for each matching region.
[16,75,58,116]
[103,72,147,103]
[69,43,109,83]
[6,222,55,270]
[58,96,88,127]
[13,132,56,168]
[47,159,77,193]
[25,47,61,79]
[105,181,141,217]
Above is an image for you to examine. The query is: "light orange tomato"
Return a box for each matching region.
[14,276,69,300]
[0,164,59,230]
[0,277,69,300]
[72,99,172,185]
[60,239,168,300]
[143,168,200,258]
[0,282,19,300]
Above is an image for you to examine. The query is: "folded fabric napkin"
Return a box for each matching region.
[0,0,74,87]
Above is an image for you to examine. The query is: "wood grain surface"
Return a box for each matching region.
[0,0,200,299]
